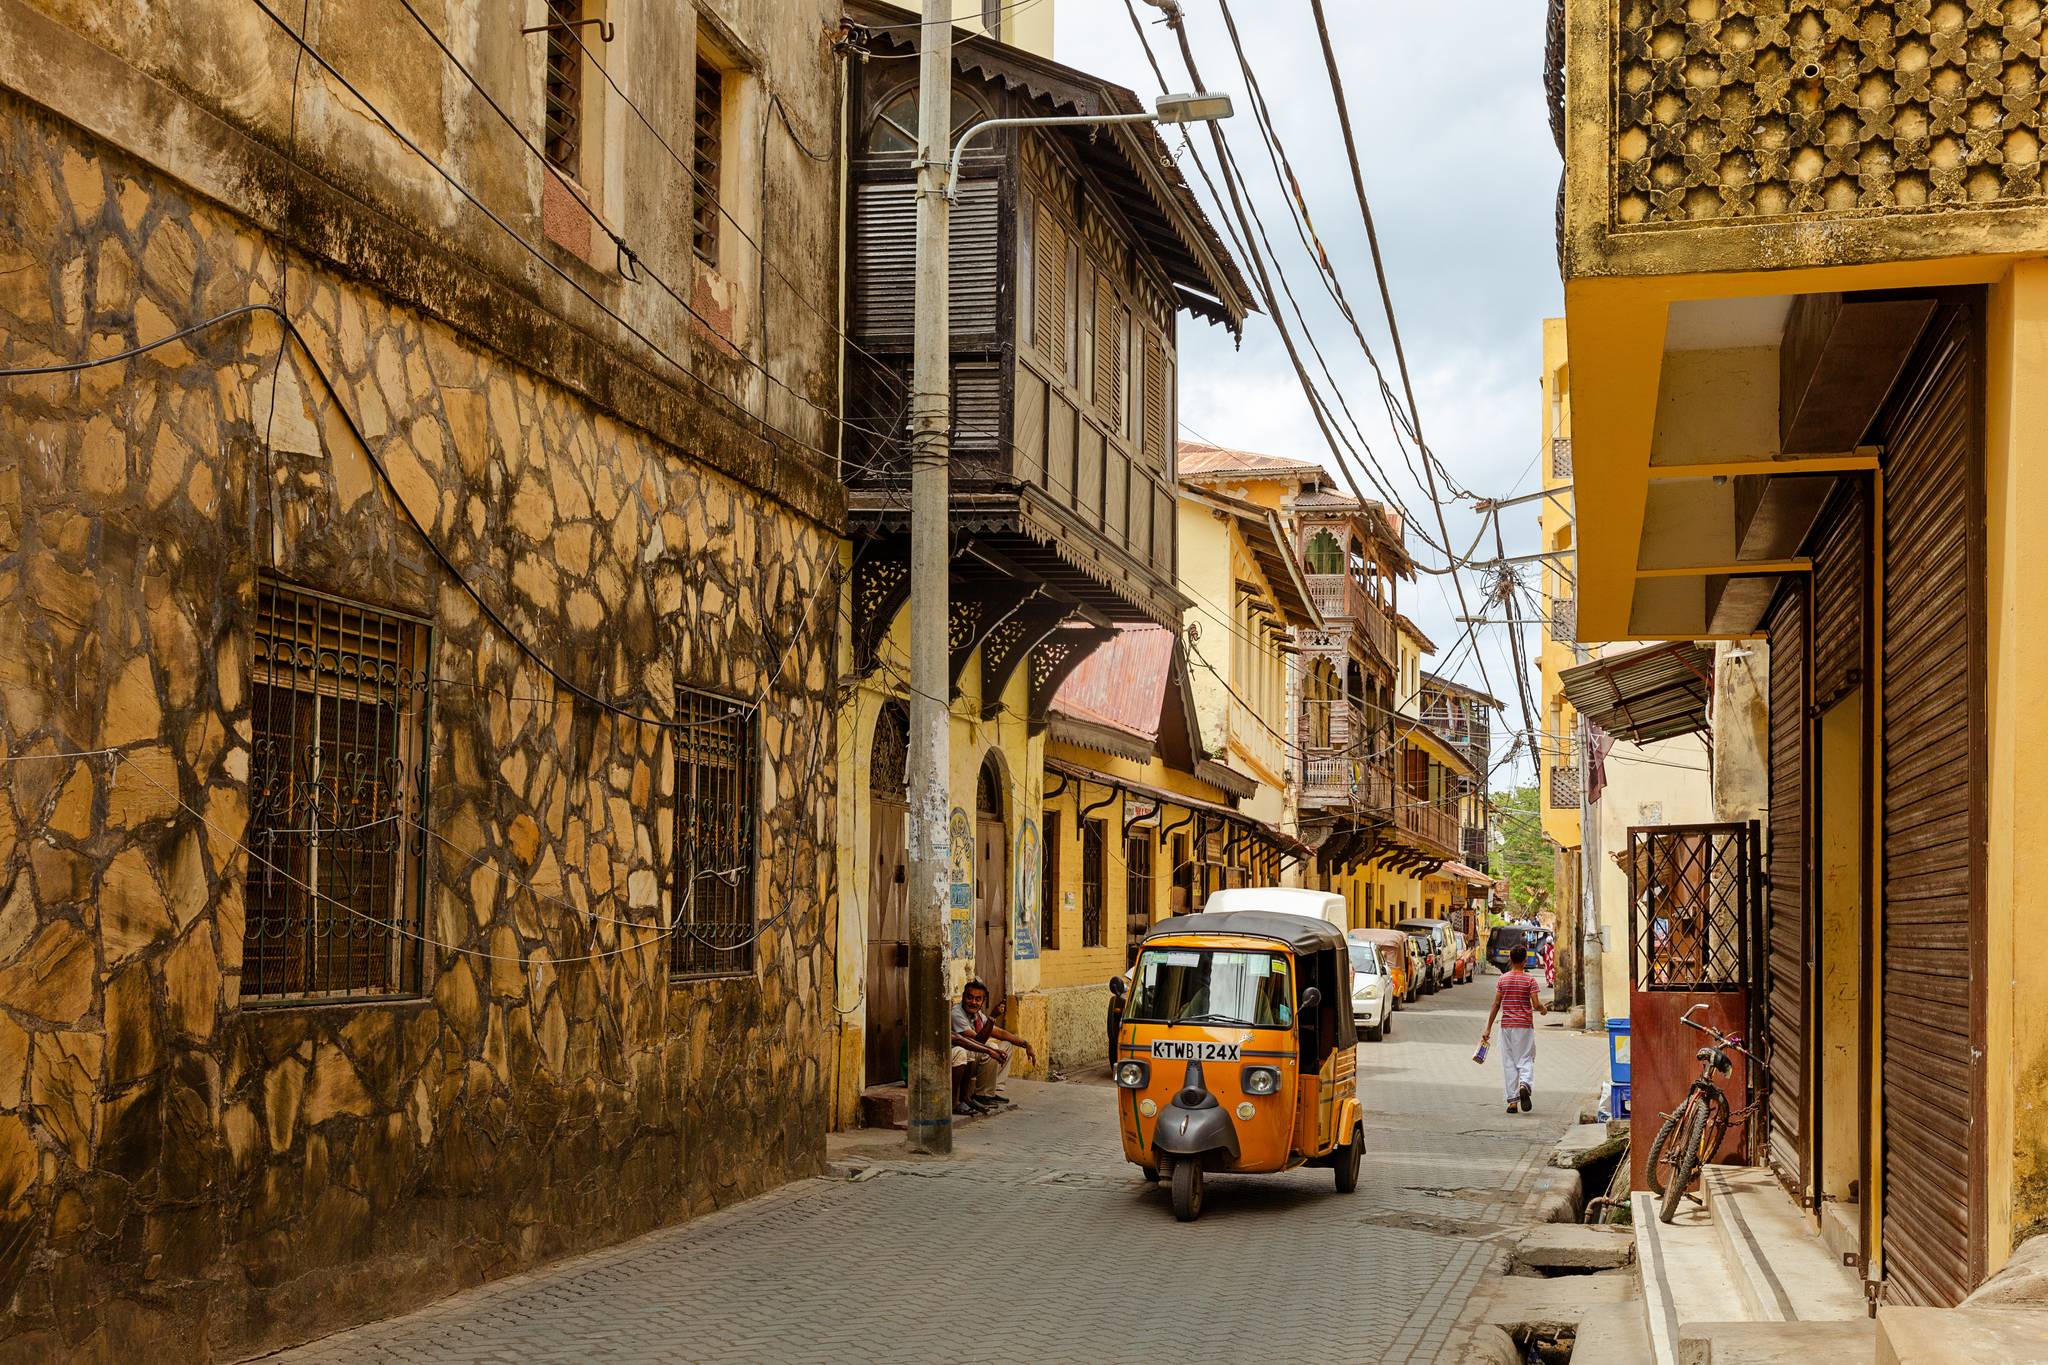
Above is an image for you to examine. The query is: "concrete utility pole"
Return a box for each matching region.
[1578,713,1605,1031]
[904,0,954,1156]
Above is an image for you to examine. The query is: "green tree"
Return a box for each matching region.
[1489,783,1555,919]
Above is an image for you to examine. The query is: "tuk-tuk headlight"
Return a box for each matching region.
[1242,1066,1280,1096]
[1115,1060,1150,1090]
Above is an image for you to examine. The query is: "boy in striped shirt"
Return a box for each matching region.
[1480,945,1547,1114]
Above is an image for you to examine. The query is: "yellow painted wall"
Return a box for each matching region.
[1983,258,2048,1264]
[951,0,1053,56]
[1539,317,1582,853]
[1590,734,1716,1024]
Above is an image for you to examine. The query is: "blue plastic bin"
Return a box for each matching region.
[1612,1083,1631,1117]
[1607,1017,1631,1087]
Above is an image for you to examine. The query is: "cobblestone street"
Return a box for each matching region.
[268,982,1602,1365]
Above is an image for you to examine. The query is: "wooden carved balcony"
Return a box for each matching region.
[1304,572,1394,664]
[1398,795,1460,856]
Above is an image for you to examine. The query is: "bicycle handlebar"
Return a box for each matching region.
[1680,1006,1760,1063]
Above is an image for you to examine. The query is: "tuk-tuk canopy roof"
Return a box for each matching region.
[1144,911,1349,956]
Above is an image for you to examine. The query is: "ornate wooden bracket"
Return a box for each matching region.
[850,547,911,675]
[979,598,1073,718]
[949,579,1043,697]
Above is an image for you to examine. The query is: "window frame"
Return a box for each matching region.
[1041,810,1061,950]
[1081,817,1106,948]
[669,685,761,980]
[691,53,725,266]
[242,578,433,1005]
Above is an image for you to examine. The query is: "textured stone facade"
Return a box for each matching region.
[1613,0,2047,226]
[0,71,838,1365]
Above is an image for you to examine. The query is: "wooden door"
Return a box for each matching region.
[1878,305,1984,1307]
[1763,581,1809,1195]
[866,797,909,1085]
[974,815,1008,1006]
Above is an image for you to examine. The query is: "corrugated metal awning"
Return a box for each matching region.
[1558,641,1715,745]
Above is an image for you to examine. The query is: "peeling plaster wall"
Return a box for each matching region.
[0,0,842,1353]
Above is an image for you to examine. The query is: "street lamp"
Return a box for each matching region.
[945,92,1234,200]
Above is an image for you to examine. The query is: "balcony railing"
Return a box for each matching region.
[1549,764,1580,810]
[1398,795,1459,854]
[1299,746,1395,818]
[1304,572,1394,663]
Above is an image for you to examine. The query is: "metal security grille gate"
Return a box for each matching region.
[1763,582,1810,1195]
[1624,823,1759,995]
[243,581,431,1001]
[1878,303,1985,1308]
[671,688,759,978]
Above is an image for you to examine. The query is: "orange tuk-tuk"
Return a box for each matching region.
[1109,911,1364,1221]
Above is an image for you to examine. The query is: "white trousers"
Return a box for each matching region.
[1499,1027,1536,1103]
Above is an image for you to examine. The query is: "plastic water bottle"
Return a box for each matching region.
[1473,1040,1489,1065]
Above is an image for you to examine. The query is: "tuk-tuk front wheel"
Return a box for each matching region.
[1335,1126,1362,1194]
[1170,1158,1205,1221]
[1140,1164,1161,1184]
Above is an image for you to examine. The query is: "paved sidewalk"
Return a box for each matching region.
[266,981,1605,1365]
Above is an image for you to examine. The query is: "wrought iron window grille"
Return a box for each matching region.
[243,581,431,1003]
[670,686,759,978]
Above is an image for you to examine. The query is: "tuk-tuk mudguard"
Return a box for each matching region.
[1151,1102,1240,1163]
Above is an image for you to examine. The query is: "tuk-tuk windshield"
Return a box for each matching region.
[1127,947,1294,1028]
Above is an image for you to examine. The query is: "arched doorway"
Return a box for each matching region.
[973,757,1010,1009]
[865,702,909,1085]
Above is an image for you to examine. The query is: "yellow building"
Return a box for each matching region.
[1555,0,2048,1304]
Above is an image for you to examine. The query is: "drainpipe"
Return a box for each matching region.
[1579,713,1605,1031]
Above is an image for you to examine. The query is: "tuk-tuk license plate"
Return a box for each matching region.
[1150,1040,1242,1062]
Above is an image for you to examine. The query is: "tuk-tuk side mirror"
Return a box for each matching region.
[1300,985,1321,1011]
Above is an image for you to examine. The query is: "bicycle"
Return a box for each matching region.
[1646,1003,1768,1224]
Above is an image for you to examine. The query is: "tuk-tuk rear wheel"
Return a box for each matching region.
[1335,1127,1362,1194]
[1170,1158,1204,1221]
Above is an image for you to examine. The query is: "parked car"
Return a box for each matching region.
[1346,938,1395,1042]
[1348,927,1416,1008]
[1396,917,1455,992]
[1485,921,1544,974]
[1450,930,1477,985]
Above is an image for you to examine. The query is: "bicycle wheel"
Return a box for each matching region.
[1700,1087,1731,1167]
[1646,1099,1695,1198]
[1659,1101,1709,1224]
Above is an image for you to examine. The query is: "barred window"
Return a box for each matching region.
[1041,811,1060,951]
[542,0,584,181]
[671,688,758,977]
[691,56,724,264]
[1081,817,1105,948]
[1124,832,1153,965]
[243,581,430,1001]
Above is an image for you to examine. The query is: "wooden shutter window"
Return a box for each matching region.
[692,57,724,265]
[1094,278,1125,425]
[543,0,583,181]
[1141,334,1168,469]
[1033,206,1067,372]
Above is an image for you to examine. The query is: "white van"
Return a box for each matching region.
[1199,886,1345,926]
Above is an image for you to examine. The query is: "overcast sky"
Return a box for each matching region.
[1053,0,1562,785]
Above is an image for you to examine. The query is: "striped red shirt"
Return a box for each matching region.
[1495,970,1539,1030]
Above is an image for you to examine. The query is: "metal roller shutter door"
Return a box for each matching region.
[1763,582,1808,1195]
[1879,306,1984,1309]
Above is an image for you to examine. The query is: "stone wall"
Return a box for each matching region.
[0,83,839,1362]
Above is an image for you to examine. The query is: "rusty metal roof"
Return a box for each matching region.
[1558,641,1715,745]
[1176,440,1325,480]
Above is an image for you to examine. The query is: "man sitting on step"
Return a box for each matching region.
[951,979,1036,1116]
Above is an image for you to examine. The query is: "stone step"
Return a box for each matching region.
[1677,1318,1876,1364]
[1570,1302,1654,1365]
[1879,1304,2048,1363]
[1701,1165,1867,1322]
[1511,1223,1636,1274]
[1634,1190,1752,1365]
[857,1083,907,1130]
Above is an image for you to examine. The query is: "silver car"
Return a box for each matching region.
[1347,940,1395,1042]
